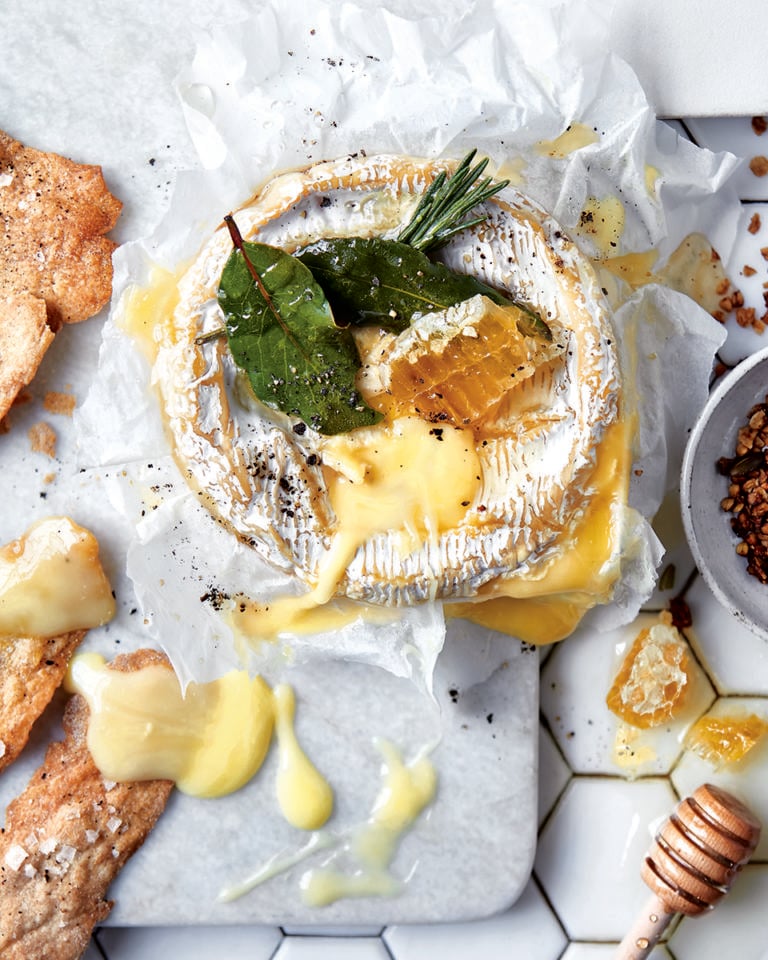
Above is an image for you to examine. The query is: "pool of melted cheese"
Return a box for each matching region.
[130,154,626,645]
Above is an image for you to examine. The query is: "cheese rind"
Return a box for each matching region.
[150,154,622,612]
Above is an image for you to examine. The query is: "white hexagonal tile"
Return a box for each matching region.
[541,614,714,777]
[535,777,678,941]
[668,864,768,960]
[96,925,282,959]
[538,725,571,827]
[686,576,768,695]
[383,879,566,960]
[671,695,768,859]
[274,936,389,959]
[685,117,768,201]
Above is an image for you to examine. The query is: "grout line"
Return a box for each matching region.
[267,934,285,960]
[530,870,569,951]
[678,118,699,145]
[91,930,110,960]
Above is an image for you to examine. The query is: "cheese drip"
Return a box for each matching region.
[301,740,437,906]
[235,416,480,638]
[0,517,115,638]
[66,654,333,828]
[451,418,631,643]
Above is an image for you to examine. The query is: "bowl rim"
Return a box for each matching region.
[680,344,768,642]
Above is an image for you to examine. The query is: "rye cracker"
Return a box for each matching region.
[0,130,121,420]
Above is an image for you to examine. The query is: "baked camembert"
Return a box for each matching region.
[136,153,629,644]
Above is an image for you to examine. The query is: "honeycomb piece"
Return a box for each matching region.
[357,294,563,429]
[606,617,690,728]
[684,713,768,767]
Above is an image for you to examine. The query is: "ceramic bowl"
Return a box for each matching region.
[681,345,768,641]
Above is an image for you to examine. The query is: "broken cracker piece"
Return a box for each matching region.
[0,517,115,775]
[0,130,121,420]
[28,421,56,457]
[0,294,54,421]
[0,659,173,960]
[43,391,76,416]
[0,631,85,775]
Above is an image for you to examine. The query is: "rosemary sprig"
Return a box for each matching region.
[397,149,509,253]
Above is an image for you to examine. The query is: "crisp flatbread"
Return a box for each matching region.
[0,130,121,420]
[0,651,173,960]
[0,630,86,775]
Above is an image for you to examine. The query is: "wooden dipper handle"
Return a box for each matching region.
[615,784,761,959]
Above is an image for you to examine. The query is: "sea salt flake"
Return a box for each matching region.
[4,844,28,871]
[56,844,77,864]
[39,837,58,855]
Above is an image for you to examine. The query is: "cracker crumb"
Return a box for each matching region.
[43,391,76,416]
[744,265,757,277]
[28,421,56,457]
[748,212,762,234]
[750,156,768,177]
[761,247,768,261]
[752,116,768,135]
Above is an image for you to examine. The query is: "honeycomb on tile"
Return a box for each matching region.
[684,711,768,767]
[606,614,690,728]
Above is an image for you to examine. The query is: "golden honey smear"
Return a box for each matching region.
[356,295,563,435]
[606,613,690,728]
[684,712,768,767]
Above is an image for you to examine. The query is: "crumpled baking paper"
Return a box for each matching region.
[77,0,738,689]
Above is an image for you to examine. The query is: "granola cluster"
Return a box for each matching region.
[718,395,768,584]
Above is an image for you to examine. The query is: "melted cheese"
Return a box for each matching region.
[234,416,480,638]
[0,517,115,638]
[578,196,625,255]
[66,654,333,825]
[596,250,660,291]
[120,266,181,362]
[273,684,333,830]
[536,123,599,158]
[321,417,480,582]
[301,740,437,907]
[450,417,630,643]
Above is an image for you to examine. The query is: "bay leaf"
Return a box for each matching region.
[217,240,381,435]
[297,237,550,339]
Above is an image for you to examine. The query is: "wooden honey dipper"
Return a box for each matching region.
[616,783,761,959]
